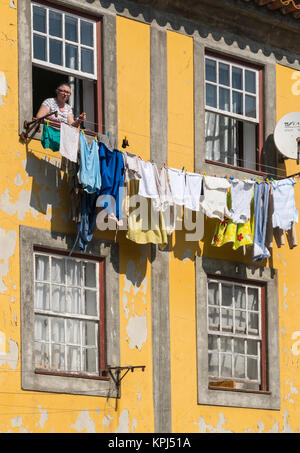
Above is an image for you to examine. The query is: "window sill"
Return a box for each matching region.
[204,159,269,177]
[35,368,110,381]
[208,385,271,395]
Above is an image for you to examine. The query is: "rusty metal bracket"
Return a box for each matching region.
[106,365,146,411]
[20,111,58,141]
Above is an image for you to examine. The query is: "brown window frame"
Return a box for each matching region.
[33,246,108,381]
[206,274,268,395]
[31,0,103,134]
[205,50,264,174]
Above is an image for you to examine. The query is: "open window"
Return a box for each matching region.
[205,52,263,172]
[31,1,102,131]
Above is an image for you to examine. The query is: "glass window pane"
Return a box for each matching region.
[49,39,62,66]
[205,58,216,83]
[232,91,243,115]
[234,355,245,378]
[208,335,218,351]
[66,44,78,70]
[82,321,97,346]
[51,257,65,284]
[245,95,256,119]
[67,259,81,286]
[35,255,49,281]
[49,11,62,38]
[83,348,98,373]
[67,346,81,372]
[221,283,232,306]
[235,310,246,333]
[81,48,94,74]
[35,282,50,310]
[220,353,232,378]
[248,287,259,310]
[234,338,245,354]
[247,339,258,356]
[66,319,80,345]
[247,357,258,380]
[234,285,246,309]
[208,307,220,330]
[33,34,47,61]
[33,6,46,33]
[66,288,81,314]
[80,21,94,47]
[219,62,229,86]
[219,87,230,111]
[248,312,259,334]
[51,285,65,313]
[208,352,219,375]
[220,337,232,353]
[65,15,78,42]
[83,290,97,316]
[221,308,233,331]
[34,315,49,341]
[34,341,49,368]
[84,262,96,288]
[232,66,243,90]
[245,70,256,94]
[206,83,217,108]
[51,344,65,370]
[208,281,219,306]
[51,317,64,343]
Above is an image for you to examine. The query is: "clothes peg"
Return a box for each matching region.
[122,136,129,148]
[182,166,185,172]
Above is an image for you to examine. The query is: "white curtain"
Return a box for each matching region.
[205,112,238,166]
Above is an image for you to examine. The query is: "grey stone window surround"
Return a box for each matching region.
[196,256,280,410]
[20,225,120,397]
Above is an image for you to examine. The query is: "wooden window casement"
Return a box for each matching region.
[31,0,103,133]
[204,51,263,173]
[33,246,107,380]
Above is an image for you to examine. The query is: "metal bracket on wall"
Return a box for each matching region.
[20,110,58,142]
[106,365,146,411]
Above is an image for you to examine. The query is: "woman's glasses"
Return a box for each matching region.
[57,89,71,96]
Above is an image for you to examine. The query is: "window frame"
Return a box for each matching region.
[195,256,280,410]
[204,50,264,173]
[20,226,120,397]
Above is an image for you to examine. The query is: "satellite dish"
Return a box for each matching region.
[274,112,300,161]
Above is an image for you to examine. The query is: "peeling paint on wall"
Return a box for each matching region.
[115,409,130,433]
[284,381,299,403]
[70,410,96,433]
[9,0,16,9]
[0,189,39,221]
[195,413,233,433]
[0,337,18,370]
[10,416,22,428]
[36,405,48,429]
[0,228,17,294]
[126,314,147,350]
[0,72,8,105]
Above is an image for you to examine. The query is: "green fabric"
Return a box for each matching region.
[41,123,60,151]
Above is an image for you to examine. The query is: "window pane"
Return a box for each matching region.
[220,353,232,377]
[232,91,243,115]
[34,342,49,368]
[84,262,96,288]
[220,337,232,353]
[219,87,230,111]
[83,290,97,316]
[80,21,94,47]
[83,348,98,373]
[67,259,81,286]
[49,39,62,65]
[51,344,65,370]
[34,315,49,341]
[66,319,80,345]
[66,44,78,70]
[248,287,259,310]
[208,281,219,306]
[35,255,49,281]
[81,48,94,74]
[247,357,258,380]
[49,11,62,38]
[51,257,65,284]
[234,355,245,378]
[66,287,81,314]
[219,62,229,86]
[206,83,217,108]
[245,70,256,94]
[234,285,246,309]
[232,66,243,90]
[65,15,78,42]
[35,282,50,310]
[208,307,219,330]
[51,317,65,343]
[235,310,246,333]
[245,95,256,118]
[221,283,232,306]
[234,338,245,354]
[205,58,216,83]
[208,352,219,375]
[33,6,46,33]
[67,346,80,372]
[51,285,65,313]
[208,335,218,351]
[82,321,97,346]
[248,312,259,334]
[33,34,47,61]
[247,339,258,355]
[221,308,233,331]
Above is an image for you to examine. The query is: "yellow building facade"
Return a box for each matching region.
[0,0,300,433]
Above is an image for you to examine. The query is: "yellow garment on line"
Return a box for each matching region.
[126,179,168,246]
[211,193,254,250]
